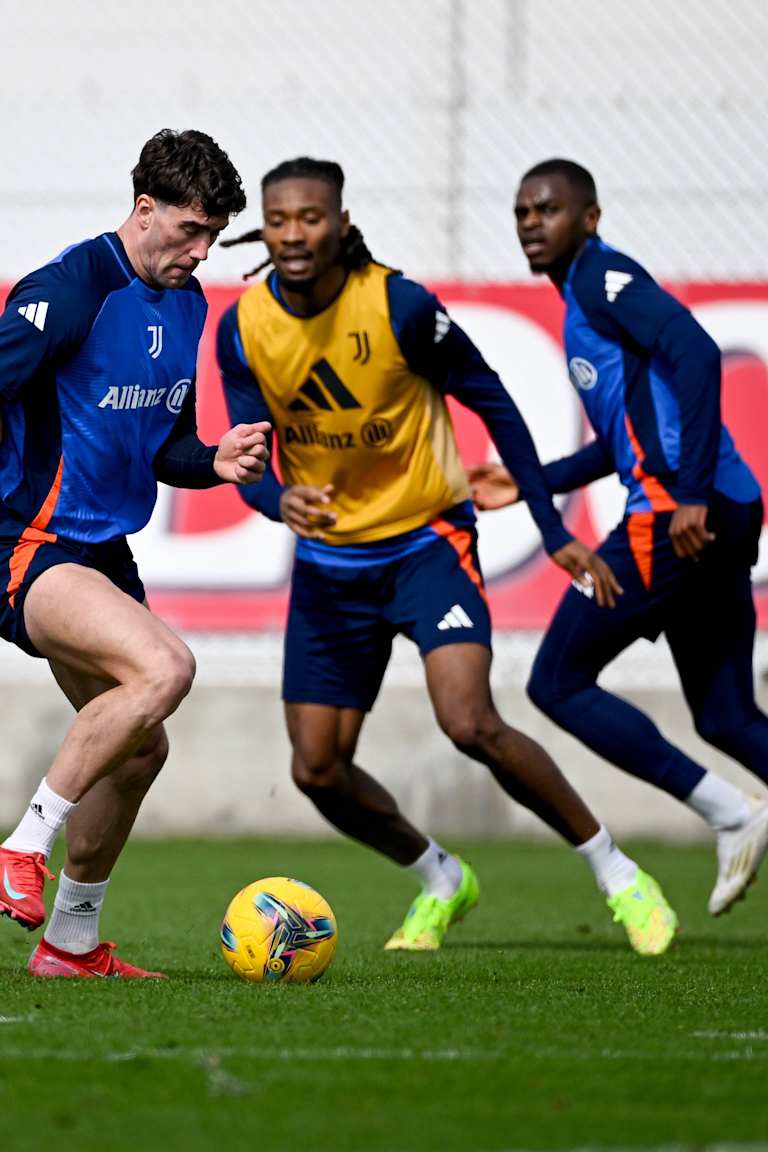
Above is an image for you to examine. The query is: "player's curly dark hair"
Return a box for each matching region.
[220,156,374,280]
[521,158,598,207]
[132,129,246,218]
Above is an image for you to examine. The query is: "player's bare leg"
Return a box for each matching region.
[286,701,477,949]
[24,566,194,802]
[286,702,427,863]
[23,649,174,978]
[47,661,169,883]
[425,643,598,844]
[1,565,193,942]
[28,737,169,978]
[424,643,677,955]
[28,744,169,978]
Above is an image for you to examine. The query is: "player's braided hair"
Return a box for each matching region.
[521,158,598,207]
[220,157,374,280]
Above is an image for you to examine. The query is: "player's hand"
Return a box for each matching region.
[668,504,715,559]
[280,484,337,539]
[551,539,624,609]
[468,462,520,510]
[214,422,271,484]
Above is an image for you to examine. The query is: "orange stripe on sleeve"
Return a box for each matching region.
[7,456,64,607]
[627,511,655,590]
[624,415,677,513]
[430,517,488,605]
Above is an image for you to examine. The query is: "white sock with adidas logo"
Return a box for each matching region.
[576,824,639,897]
[44,873,110,955]
[2,778,76,859]
[407,838,463,899]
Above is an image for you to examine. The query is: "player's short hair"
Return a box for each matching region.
[132,129,246,218]
[521,159,598,206]
[222,156,375,280]
[261,157,345,208]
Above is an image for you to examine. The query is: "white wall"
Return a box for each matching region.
[1,0,767,283]
[1,634,767,840]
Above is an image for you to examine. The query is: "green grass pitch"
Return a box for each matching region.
[1,838,767,1151]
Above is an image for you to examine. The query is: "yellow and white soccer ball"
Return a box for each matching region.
[220,876,337,984]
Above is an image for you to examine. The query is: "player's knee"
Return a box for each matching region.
[291,750,348,794]
[137,643,196,723]
[439,704,502,754]
[526,665,562,716]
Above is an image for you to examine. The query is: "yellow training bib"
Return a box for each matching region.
[236,264,470,544]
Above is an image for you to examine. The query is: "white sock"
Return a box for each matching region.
[44,873,109,955]
[2,779,77,859]
[576,825,638,897]
[407,838,463,899]
[686,772,750,831]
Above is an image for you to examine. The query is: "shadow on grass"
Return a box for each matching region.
[443,934,768,953]
[669,934,768,950]
[441,938,627,953]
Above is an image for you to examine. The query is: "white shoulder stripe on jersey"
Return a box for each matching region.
[18,301,49,331]
[604,271,633,303]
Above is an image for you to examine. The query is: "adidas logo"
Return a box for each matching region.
[17,301,49,331]
[69,901,96,914]
[437,603,474,631]
[604,271,632,302]
[434,312,451,343]
[30,802,45,821]
[289,358,361,412]
[572,574,595,599]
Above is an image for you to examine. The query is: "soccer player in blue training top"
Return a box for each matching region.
[0,129,270,978]
[471,158,768,916]
[216,156,678,957]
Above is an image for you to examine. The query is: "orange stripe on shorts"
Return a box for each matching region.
[7,456,63,607]
[430,517,488,605]
[627,511,655,590]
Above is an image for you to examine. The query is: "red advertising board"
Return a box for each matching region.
[2,280,767,629]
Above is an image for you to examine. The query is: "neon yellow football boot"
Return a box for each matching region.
[384,859,479,951]
[606,868,678,956]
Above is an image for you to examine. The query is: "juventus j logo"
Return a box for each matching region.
[348,330,371,365]
[147,325,164,359]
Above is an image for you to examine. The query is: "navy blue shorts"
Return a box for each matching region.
[532,492,764,693]
[0,532,146,658]
[283,518,491,711]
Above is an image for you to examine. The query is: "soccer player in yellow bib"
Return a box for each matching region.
[216,158,677,956]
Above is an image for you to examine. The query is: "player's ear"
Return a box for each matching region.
[585,203,601,235]
[339,209,351,240]
[134,194,155,232]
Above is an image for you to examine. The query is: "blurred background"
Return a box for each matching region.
[0,0,766,840]
[4,0,768,280]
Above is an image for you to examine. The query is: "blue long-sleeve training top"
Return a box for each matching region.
[553,235,758,510]
[0,232,221,544]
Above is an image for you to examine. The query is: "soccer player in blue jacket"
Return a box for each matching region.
[471,159,768,916]
[0,129,269,978]
[217,157,678,957]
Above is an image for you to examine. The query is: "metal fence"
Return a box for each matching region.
[2,0,767,282]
